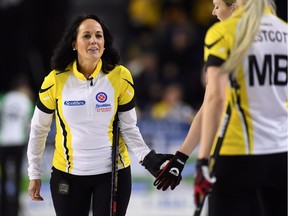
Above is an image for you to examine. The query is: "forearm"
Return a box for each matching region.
[27,107,53,179]
[198,67,227,159]
[178,106,203,156]
[118,108,150,162]
[198,97,224,158]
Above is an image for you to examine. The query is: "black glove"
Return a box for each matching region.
[141,150,174,178]
[153,151,189,191]
[194,159,216,208]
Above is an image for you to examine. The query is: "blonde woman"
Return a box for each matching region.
[155,0,287,215]
[153,0,237,191]
[212,0,237,21]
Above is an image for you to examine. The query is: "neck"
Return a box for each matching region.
[77,59,100,78]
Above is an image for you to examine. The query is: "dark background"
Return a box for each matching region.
[0,0,286,110]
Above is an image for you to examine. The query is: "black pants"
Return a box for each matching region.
[50,166,132,216]
[0,145,25,216]
[208,152,287,216]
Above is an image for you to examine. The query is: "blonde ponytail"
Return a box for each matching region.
[221,0,275,73]
[267,0,276,15]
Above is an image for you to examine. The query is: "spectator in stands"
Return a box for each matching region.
[151,83,195,124]
[0,74,34,216]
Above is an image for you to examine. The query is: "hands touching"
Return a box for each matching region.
[141,150,174,178]
[28,179,44,201]
[154,151,189,191]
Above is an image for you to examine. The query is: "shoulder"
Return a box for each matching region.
[42,68,72,85]
[268,14,288,27]
[114,65,131,75]
[205,17,240,55]
[205,22,224,45]
[111,65,133,80]
[1,91,31,106]
[206,18,238,41]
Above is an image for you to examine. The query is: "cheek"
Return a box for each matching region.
[76,41,86,51]
[219,10,230,20]
[100,40,105,50]
[100,42,105,53]
[224,9,232,17]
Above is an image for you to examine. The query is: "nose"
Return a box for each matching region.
[90,35,97,44]
[212,8,216,16]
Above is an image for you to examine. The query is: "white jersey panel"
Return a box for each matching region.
[0,91,33,146]
[59,72,116,175]
[243,14,288,154]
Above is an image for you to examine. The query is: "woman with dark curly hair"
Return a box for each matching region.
[27,14,172,216]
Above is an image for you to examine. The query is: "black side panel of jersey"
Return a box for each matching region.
[118,98,135,112]
[36,98,54,114]
[206,55,225,68]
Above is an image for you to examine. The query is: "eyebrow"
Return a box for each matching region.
[81,30,103,35]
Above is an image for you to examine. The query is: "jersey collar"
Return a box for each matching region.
[72,59,103,81]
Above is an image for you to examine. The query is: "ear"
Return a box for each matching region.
[231,3,236,12]
[72,42,76,50]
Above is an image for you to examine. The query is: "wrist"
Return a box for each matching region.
[196,158,209,167]
[175,151,189,163]
[141,149,155,165]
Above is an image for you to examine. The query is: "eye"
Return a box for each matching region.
[213,4,219,10]
[83,34,91,39]
[96,33,103,39]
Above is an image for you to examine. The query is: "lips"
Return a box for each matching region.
[88,47,98,51]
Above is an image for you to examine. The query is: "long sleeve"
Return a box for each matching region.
[118,108,150,162]
[27,107,53,180]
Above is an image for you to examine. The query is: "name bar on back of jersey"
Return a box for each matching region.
[255,29,288,43]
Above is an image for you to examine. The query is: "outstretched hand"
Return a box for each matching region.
[154,151,189,191]
[141,150,174,178]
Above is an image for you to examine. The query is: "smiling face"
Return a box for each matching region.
[212,0,235,21]
[74,19,105,64]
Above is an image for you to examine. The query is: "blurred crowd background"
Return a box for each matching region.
[0,0,287,215]
[1,0,286,114]
[0,0,287,114]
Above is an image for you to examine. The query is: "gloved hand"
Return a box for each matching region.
[153,151,189,191]
[141,150,174,178]
[194,159,216,208]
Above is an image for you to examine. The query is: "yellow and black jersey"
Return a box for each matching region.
[27,59,150,179]
[204,7,288,156]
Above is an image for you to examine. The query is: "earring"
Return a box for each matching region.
[73,48,76,51]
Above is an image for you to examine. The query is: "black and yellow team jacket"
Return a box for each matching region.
[27,59,150,179]
[204,7,287,156]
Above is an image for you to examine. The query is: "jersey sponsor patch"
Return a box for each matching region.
[95,92,112,112]
[95,103,112,112]
[64,100,86,106]
[96,92,107,103]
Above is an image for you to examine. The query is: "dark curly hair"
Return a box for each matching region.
[50,14,120,74]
